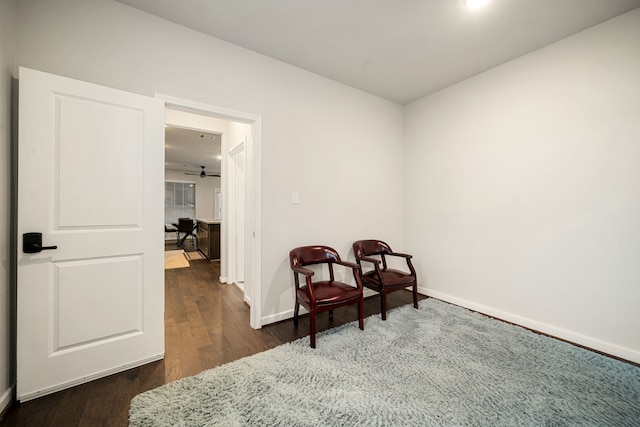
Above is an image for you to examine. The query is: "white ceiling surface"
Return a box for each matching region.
[117,0,640,104]
[165,126,221,175]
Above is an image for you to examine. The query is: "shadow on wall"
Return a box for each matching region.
[263,258,294,324]
[9,77,19,387]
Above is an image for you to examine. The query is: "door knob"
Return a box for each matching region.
[23,232,58,254]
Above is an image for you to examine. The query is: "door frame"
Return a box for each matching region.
[158,94,262,329]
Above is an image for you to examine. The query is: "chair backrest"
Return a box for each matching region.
[352,240,393,259]
[289,245,341,269]
[177,218,194,232]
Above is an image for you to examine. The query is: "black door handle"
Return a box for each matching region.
[23,232,58,254]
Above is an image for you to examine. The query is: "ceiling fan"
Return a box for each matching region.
[185,166,220,178]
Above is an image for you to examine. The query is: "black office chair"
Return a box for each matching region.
[176,218,197,246]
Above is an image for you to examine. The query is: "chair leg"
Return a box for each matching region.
[358,300,364,330]
[309,312,316,349]
[381,290,388,320]
[329,309,333,319]
[293,302,300,327]
[413,283,419,309]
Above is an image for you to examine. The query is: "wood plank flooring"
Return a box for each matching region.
[1,242,425,426]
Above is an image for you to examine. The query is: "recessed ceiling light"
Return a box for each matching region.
[464,0,489,9]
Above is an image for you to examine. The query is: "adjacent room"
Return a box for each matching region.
[1,0,639,425]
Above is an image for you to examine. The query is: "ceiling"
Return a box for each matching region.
[165,126,221,175]
[116,0,640,104]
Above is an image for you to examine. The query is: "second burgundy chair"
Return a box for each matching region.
[352,239,418,320]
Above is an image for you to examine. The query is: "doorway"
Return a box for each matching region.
[159,94,262,329]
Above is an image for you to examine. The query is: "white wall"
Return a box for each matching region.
[16,0,404,324]
[0,0,16,414]
[404,9,640,363]
[164,170,219,222]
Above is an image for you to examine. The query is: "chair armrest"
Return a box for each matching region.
[292,266,314,277]
[336,260,360,270]
[388,252,416,277]
[388,252,412,259]
[358,256,381,265]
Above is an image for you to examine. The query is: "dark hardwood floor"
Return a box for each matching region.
[1,241,425,426]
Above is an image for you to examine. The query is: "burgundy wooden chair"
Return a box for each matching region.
[352,240,418,320]
[290,245,364,348]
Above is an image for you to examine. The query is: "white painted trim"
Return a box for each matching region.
[363,289,378,298]
[214,188,222,220]
[262,309,297,326]
[0,385,14,416]
[421,286,640,364]
[249,117,263,329]
[229,141,246,156]
[18,353,163,402]
[232,281,245,293]
[156,93,263,329]
[228,140,246,287]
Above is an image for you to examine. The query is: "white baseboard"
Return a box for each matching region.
[420,286,640,364]
[261,308,296,325]
[219,276,227,283]
[1,384,14,417]
[362,288,377,298]
[233,281,245,292]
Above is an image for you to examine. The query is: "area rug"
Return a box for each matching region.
[185,250,206,261]
[164,250,189,269]
[129,299,640,426]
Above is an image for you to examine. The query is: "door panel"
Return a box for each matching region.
[17,67,164,401]
[55,256,143,350]
[56,94,142,227]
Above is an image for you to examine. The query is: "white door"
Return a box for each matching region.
[230,142,245,285]
[17,67,165,401]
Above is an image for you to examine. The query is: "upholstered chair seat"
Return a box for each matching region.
[297,281,363,306]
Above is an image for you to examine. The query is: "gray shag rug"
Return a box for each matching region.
[129,299,640,426]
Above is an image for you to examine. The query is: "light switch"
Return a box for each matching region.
[291,191,299,204]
